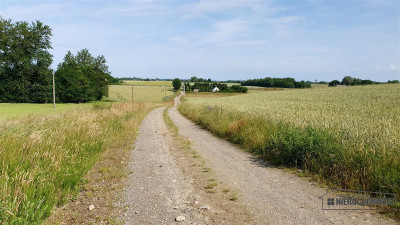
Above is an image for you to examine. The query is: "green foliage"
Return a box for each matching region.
[328,80,340,87]
[388,80,399,83]
[172,78,181,90]
[228,85,248,93]
[241,77,311,89]
[341,76,354,85]
[55,49,112,103]
[0,18,53,103]
[337,76,378,86]
[184,82,247,93]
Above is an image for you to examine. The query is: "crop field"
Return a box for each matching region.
[122,80,172,87]
[106,85,176,102]
[0,102,155,223]
[0,103,91,120]
[179,84,400,197]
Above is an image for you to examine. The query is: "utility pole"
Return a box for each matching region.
[52,72,56,110]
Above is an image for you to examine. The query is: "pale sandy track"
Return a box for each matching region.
[119,107,209,224]
[167,99,397,225]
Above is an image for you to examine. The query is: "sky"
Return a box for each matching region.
[0,0,399,82]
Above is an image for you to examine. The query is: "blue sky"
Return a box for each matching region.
[1,0,399,81]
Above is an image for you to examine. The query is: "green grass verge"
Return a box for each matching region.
[0,102,155,224]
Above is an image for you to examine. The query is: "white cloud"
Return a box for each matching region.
[389,63,398,70]
[180,0,278,18]
[375,63,399,71]
[203,19,248,43]
[265,16,303,24]
[169,36,190,45]
[0,3,69,21]
[96,0,168,17]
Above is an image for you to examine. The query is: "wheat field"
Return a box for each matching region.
[179,84,400,198]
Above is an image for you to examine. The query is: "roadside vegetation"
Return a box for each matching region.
[178,84,400,209]
[0,102,155,224]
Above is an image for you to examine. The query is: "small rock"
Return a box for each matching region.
[135,211,139,214]
[88,205,95,211]
[272,180,278,182]
[297,169,302,172]
[176,216,186,222]
[194,201,199,205]
[199,205,210,210]
[300,205,305,208]
[173,206,178,210]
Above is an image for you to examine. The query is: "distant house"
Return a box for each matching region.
[212,87,220,92]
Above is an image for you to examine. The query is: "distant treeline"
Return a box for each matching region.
[0,18,119,103]
[328,76,398,87]
[241,77,312,88]
[184,82,248,93]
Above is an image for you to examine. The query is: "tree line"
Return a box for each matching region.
[327,76,396,87]
[0,18,116,103]
[241,77,312,88]
[183,81,248,93]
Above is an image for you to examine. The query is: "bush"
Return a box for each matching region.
[328,80,340,87]
[172,78,181,90]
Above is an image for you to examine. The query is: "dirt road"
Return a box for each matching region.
[120,104,396,224]
[119,107,251,224]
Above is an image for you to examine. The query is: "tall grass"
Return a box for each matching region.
[0,102,154,224]
[178,84,400,199]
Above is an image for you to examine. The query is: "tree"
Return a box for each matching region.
[0,18,53,103]
[172,78,181,90]
[55,49,111,103]
[341,76,354,85]
[190,76,198,82]
[328,80,340,87]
